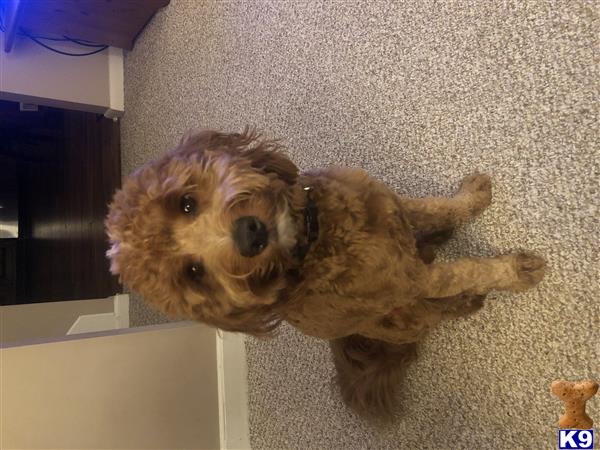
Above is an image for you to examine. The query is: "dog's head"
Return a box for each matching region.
[106,129,301,333]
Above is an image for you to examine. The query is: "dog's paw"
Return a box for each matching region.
[459,173,492,195]
[457,173,492,216]
[511,253,546,291]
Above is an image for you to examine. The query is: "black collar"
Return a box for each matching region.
[293,186,319,261]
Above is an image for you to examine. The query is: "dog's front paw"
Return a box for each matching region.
[511,253,546,291]
[457,173,492,216]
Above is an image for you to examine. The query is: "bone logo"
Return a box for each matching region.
[551,379,598,450]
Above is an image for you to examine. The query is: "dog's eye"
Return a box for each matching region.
[180,194,197,215]
[186,263,204,282]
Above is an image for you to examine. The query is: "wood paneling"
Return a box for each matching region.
[0,100,121,304]
[0,239,17,304]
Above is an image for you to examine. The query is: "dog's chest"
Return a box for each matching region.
[282,169,425,339]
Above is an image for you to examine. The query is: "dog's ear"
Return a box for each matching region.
[173,129,217,159]
[226,127,297,185]
[241,143,298,185]
[220,128,298,185]
[190,302,283,336]
[176,128,298,184]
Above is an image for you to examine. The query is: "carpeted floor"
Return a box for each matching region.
[122,1,599,448]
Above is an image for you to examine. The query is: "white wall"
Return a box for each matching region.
[0,297,114,345]
[1,322,220,450]
[0,31,123,115]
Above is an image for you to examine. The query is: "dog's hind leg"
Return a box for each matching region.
[400,173,492,235]
[422,253,546,298]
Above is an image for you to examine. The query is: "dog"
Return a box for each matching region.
[106,128,545,417]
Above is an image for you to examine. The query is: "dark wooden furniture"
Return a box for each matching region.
[0,100,121,304]
[2,0,170,52]
[0,154,18,304]
[0,239,17,305]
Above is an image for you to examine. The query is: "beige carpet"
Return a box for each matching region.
[122,1,599,448]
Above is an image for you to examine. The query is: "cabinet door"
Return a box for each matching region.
[0,155,18,239]
[0,239,17,305]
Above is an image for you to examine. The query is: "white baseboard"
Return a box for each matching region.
[67,294,129,335]
[217,331,251,450]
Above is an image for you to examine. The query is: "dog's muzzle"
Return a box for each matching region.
[232,216,269,257]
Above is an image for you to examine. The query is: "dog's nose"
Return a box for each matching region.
[232,216,269,257]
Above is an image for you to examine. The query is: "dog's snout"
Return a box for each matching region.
[233,216,269,257]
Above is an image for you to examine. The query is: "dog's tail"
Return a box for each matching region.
[329,335,417,419]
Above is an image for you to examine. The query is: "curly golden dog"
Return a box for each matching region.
[106,129,545,417]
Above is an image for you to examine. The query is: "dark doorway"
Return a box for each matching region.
[0,100,121,305]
